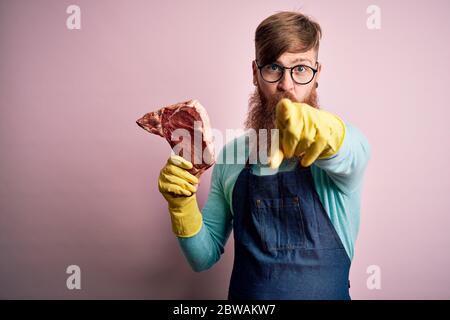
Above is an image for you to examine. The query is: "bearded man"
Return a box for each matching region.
[157,11,371,300]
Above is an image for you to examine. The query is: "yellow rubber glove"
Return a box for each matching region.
[158,155,202,237]
[270,98,346,168]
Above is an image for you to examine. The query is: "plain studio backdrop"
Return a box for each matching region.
[0,0,449,299]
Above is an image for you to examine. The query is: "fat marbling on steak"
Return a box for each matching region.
[136,99,215,176]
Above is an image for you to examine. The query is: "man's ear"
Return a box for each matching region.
[315,62,322,83]
[252,60,258,86]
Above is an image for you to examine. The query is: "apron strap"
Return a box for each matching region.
[245,156,251,168]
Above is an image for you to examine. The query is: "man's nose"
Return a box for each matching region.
[277,70,295,92]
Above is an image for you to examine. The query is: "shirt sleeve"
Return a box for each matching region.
[176,156,233,272]
[314,122,371,195]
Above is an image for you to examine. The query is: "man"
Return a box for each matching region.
[157,11,370,300]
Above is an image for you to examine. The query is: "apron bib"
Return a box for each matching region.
[228,158,351,300]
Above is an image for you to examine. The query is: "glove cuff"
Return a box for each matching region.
[318,111,346,159]
[168,194,203,238]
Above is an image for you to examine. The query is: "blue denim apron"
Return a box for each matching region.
[228,158,351,300]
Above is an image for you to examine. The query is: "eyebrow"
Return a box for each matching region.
[275,58,314,65]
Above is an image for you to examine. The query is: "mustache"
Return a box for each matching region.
[265,91,298,106]
[259,90,299,116]
[250,89,301,130]
[244,85,319,147]
[244,86,319,164]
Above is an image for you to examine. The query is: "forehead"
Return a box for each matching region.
[276,50,316,65]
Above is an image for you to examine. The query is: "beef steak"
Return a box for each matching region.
[136,99,215,176]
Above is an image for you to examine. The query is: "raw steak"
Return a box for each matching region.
[136,99,215,176]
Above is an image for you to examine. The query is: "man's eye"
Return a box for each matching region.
[295,65,306,73]
[266,64,280,71]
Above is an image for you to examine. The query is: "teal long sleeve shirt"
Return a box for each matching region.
[177,122,371,272]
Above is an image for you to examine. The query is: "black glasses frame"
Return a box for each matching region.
[255,60,319,85]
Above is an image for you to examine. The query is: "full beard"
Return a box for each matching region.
[244,85,319,164]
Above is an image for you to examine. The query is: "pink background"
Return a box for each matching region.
[1,0,449,299]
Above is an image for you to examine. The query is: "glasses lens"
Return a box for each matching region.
[292,65,314,84]
[261,64,283,82]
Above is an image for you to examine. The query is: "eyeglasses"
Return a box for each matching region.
[255,60,319,85]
